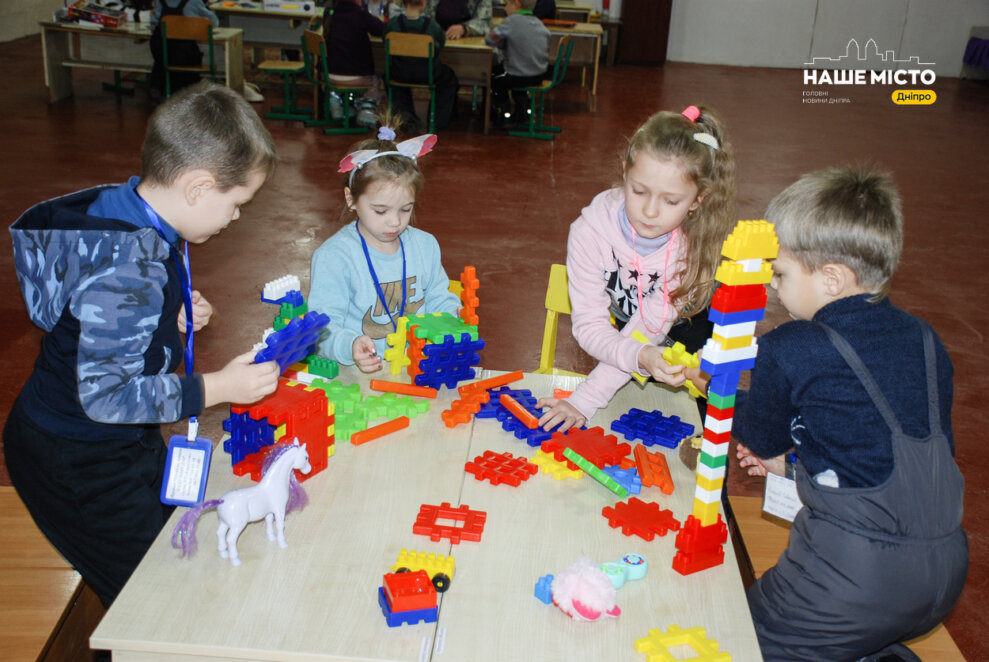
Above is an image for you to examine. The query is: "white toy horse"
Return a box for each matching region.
[172,440,311,566]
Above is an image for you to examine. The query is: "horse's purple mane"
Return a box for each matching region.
[262,444,308,514]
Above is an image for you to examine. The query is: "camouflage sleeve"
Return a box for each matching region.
[465,0,492,36]
[69,257,192,424]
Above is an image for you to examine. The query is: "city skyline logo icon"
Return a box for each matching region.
[804,38,935,70]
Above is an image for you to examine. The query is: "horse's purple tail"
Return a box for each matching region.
[286,475,308,514]
[171,499,223,558]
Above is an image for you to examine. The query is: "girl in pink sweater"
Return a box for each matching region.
[537,105,737,430]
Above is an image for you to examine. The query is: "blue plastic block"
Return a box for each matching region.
[222,411,276,465]
[611,408,695,449]
[707,370,744,397]
[603,465,642,495]
[535,574,554,604]
[261,289,305,306]
[377,587,438,627]
[700,356,756,375]
[708,307,765,326]
[415,333,485,389]
[254,311,330,373]
[476,387,537,418]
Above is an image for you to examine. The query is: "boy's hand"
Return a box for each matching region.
[203,350,280,408]
[353,335,382,373]
[736,443,788,478]
[638,345,686,387]
[446,23,468,39]
[177,290,213,333]
[535,397,585,432]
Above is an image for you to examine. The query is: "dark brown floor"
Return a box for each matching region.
[0,34,985,659]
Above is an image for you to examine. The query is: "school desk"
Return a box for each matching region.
[90,370,761,661]
[210,2,319,61]
[39,21,245,103]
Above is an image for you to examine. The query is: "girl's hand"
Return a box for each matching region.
[535,397,585,432]
[178,290,213,333]
[736,443,788,477]
[203,350,280,408]
[638,345,686,387]
[353,335,382,373]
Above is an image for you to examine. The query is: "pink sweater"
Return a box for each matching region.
[566,189,685,421]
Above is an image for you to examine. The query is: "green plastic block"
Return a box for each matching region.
[363,393,430,420]
[310,380,363,412]
[334,410,370,442]
[563,448,628,499]
[699,451,728,469]
[407,312,479,343]
[707,391,736,409]
[305,355,339,379]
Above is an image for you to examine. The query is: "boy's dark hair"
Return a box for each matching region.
[141,82,276,191]
[767,165,903,299]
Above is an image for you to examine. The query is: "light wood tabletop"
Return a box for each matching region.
[92,369,761,661]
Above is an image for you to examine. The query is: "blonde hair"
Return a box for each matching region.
[767,165,903,299]
[624,105,736,317]
[141,82,276,191]
[341,111,425,222]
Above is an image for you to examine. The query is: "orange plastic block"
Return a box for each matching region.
[500,393,539,429]
[553,388,573,399]
[459,266,479,326]
[406,326,426,381]
[369,379,438,399]
[441,390,489,427]
[458,370,524,397]
[351,416,410,446]
[618,456,636,470]
[634,444,674,494]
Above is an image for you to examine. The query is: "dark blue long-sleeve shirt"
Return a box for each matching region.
[734,294,954,488]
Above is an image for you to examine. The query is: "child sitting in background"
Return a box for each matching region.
[308,124,461,372]
[485,0,549,125]
[537,105,735,431]
[322,0,386,126]
[385,0,460,131]
[149,0,219,96]
[735,166,968,661]
[3,83,281,605]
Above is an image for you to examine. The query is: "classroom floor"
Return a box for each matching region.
[0,33,985,659]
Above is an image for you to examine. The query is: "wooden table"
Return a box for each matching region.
[211,2,318,60]
[92,370,761,661]
[39,21,244,103]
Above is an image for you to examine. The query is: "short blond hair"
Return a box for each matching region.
[766,165,903,298]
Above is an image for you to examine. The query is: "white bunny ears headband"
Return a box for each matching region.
[338,130,438,186]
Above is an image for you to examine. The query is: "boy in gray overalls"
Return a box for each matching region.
[733,166,968,661]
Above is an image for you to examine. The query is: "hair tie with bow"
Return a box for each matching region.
[680,105,719,151]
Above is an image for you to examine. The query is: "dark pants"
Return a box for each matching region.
[150,31,204,95]
[491,64,548,117]
[3,398,174,606]
[390,59,459,130]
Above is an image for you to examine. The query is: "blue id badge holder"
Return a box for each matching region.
[161,419,213,507]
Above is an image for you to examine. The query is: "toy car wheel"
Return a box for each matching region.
[431,573,451,592]
[395,567,410,573]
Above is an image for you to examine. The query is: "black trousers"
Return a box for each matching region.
[3,398,174,606]
[490,64,548,115]
[390,59,459,129]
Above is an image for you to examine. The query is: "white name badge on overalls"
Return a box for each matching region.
[161,420,213,507]
[763,472,804,522]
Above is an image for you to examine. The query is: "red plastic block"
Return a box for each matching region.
[710,283,768,314]
[351,416,410,446]
[383,570,438,612]
[672,514,728,576]
[541,427,632,470]
[705,405,735,421]
[458,370,524,397]
[370,380,438,399]
[413,502,487,544]
[634,444,674,494]
[601,497,681,541]
[465,450,537,486]
[500,393,539,429]
[702,428,732,445]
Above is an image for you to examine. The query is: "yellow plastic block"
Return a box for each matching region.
[529,449,583,480]
[391,548,456,580]
[662,341,704,398]
[634,624,732,662]
[383,316,411,375]
[274,423,286,440]
[721,219,779,261]
[712,333,754,350]
[695,473,724,492]
[692,499,721,527]
[327,423,334,436]
[288,361,309,374]
[630,330,650,385]
[715,259,773,286]
[327,444,336,459]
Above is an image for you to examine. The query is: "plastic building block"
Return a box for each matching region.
[634,444,674,494]
[499,393,539,429]
[634,624,732,662]
[459,265,479,326]
[222,411,276,465]
[383,316,410,375]
[304,355,339,379]
[362,393,430,420]
[441,389,489,427]
[672,514,728,576]
[383,569,437,612]
[601,497,681,541]
[710,283,768,315]
[370,379,438,399]
[458,370,524,397]
[535,574,554,604]
[413,502,487,544]
[465,450,538,486]
[408,312,479,343]
[611,409,695,449]
[261,274,302,303]
[721,219,779,261]
[391,549,455,592]
[602,465,642,495]
[553,388,573,399]
[529,450,583,480]
[405,324,426,382]
[542,427,632,470]
[662,342,704,399]
[254,311,330,373]
[707,306,766,326]
[600,553,648,589]
[563,447,628,498]
[377,587,438,627]
[350,416,410,446]
[714,258,773,286]
[414,331,485,390]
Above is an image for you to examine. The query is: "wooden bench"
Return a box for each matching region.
[728,495,965,661]
[0,487,105,662]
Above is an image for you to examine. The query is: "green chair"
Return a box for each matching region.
[302,30,369,135]
[384,32,436,133]
[258,52,311,121]
[509,34,573,140]
[160,15,215,98]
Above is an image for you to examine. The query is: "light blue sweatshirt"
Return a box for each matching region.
[308,222,461,364]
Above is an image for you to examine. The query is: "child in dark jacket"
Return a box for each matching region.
[323,0,386,125]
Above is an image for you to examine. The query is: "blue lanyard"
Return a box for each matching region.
[356,223,406,332]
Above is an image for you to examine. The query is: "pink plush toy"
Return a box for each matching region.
[550,557,621,621]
